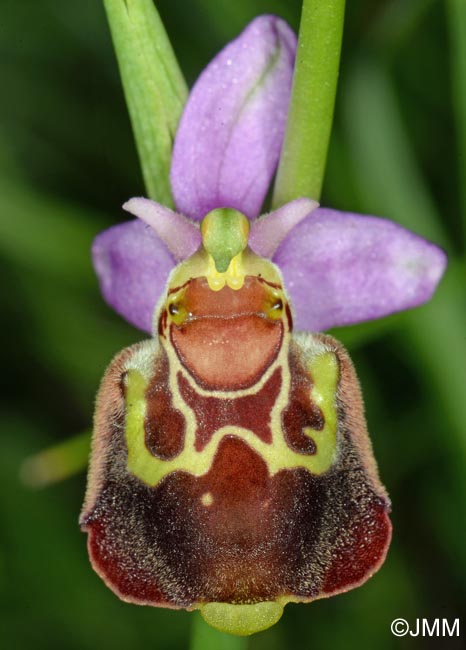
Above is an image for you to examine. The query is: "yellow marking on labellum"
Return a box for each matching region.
[199,601,284,636]
[201,492,214,507]
[124,348,340,488]
[305,351,339,469]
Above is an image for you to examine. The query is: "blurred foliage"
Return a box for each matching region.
[0,1,465,648]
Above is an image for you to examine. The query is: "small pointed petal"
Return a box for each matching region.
[274,208,447,331]
[123,197,201,261]
[92,220,176,333]
[171,15,297,221]
[249,198,318,258]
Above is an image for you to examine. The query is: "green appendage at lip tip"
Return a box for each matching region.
[199,601,284,636]
[200,208,250,272]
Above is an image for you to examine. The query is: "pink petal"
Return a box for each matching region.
[92,220,176,333]
[170,15,296,221]
[273,208,447,331]
[249,198,318,258]
[123,197,201,261]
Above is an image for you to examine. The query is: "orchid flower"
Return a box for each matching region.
[81,15,446,637]
[91,16,445,335]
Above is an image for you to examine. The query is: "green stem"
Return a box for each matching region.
[272,0,346,206]
[103,0,188,204]
[447,0,466,250]
[190,613,248,650]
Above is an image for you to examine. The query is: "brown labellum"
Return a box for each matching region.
[81,213,391,635]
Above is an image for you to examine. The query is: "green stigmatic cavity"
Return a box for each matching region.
[200,208,250,272]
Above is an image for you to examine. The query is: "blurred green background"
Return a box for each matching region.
[1,1,465,648]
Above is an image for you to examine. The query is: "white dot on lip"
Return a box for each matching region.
[201,492,214,507]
